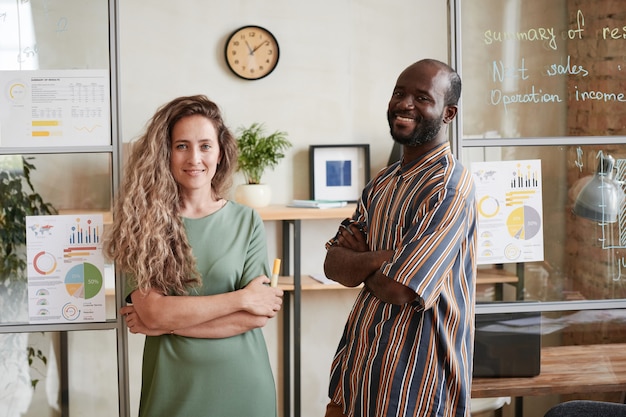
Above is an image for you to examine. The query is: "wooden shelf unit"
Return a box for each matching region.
[257,204,355,417]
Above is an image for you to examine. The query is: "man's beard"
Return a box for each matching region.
[388,113,443,146]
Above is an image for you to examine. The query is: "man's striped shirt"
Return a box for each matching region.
[327,143,477,417]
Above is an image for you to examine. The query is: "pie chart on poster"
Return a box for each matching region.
[65,263,103,299]
[506,205,541,240]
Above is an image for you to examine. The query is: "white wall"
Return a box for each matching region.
[119,1,449,416]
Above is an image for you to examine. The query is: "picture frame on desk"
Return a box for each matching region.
[309,144,370,202]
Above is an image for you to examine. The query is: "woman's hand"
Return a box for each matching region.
[121,305,167,336]
[122,276,283,337]
[240,275,284,317]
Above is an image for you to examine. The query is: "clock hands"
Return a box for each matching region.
[242,39,267,57]
[245,40,254,55]
[251,40,270,54]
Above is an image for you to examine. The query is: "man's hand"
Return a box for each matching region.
[364,272,421,306]
[325,218,394,287]
[327,218,416,304]
[334,218,368,251]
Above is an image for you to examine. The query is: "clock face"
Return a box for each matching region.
[224,25,280,80]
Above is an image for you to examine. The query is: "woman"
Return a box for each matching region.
[104,95,283,417]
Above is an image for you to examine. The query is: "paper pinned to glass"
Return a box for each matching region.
[26,213,106,323]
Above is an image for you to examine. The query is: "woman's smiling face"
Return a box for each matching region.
[169,114,221,195]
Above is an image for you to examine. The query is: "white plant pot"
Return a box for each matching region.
[235,183,271,208]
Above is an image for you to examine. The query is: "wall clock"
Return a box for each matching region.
[224,25,280,80]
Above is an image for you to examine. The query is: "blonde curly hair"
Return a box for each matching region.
[104,95,238,295]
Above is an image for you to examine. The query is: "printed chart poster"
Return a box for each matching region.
[471,160,544,265]
[26,214,106,323]
[0,69,110,148]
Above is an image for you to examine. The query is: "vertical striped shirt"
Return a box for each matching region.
[327,143,477,417]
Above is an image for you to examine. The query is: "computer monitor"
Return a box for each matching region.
[473,311,541,377]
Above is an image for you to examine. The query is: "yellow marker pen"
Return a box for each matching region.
[271,258,281,287]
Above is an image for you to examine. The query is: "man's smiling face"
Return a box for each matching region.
[387,62,450,147]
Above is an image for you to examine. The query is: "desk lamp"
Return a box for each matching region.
[572,154,624,223]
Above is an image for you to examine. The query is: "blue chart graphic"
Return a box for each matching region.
[69,218,100,244]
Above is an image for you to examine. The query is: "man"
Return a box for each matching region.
[323,59,477,417]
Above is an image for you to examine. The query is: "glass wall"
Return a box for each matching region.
[0,330,120,417]
[0,1,127,416]
[453,0,626,412]
[0,153,116,326]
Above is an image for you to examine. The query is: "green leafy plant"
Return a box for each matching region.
[0,156,56,393]
[0,156,57,283]
[27,342,48,389]
[236,123,292,185]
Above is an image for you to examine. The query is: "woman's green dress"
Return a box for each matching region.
[131,202,277,417]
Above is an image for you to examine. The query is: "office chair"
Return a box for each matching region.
[544,400,626,417]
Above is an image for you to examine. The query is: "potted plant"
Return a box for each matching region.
[235,122,291,207]
[0,155,55,412]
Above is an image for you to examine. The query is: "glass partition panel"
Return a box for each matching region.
[0,329,119,417]
[0,153,114,324]
[67,329,120,416]
[457,0,626,141]
[0,0,110,71]
[463,144,626,303]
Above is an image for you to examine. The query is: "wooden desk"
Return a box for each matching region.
[472,343,626,398]
[472,343,626,416]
